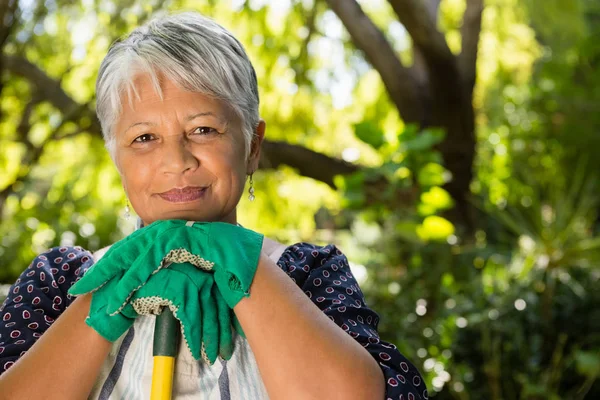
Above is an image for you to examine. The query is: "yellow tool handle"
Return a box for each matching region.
[150,307,180,400]
[150,356,176,400]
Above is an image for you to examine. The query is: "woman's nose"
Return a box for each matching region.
[160,137,199,175]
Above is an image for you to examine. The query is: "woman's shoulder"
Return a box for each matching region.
[0,245,96,319]
[276,241,347,268]
[29,245,95,276]
[274,241,356,292]
[14,245,96,297]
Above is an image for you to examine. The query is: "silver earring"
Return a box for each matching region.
[248,174,255,201]
[124,200,131,220]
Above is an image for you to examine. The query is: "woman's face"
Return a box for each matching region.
[113,74,263,225]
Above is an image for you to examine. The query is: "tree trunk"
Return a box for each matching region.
[326,0,483,232]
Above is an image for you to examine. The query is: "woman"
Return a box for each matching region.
[0,12,426,399]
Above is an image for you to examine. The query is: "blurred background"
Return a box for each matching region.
[0,0,598,397]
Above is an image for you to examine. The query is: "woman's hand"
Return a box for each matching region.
[73,275,135,342]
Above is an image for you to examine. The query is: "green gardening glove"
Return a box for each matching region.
[120,263,241,363]
[69,220,264,314]
[80,275,136,342]
[69,220,207,299]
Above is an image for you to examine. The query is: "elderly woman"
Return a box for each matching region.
[0,12,426,400]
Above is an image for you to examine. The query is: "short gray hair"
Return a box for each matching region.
[96,12,260,159]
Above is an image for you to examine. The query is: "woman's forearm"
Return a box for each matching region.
[0,294,111,400]
[234,253,385,400]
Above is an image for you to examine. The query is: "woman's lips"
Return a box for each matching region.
[158,187,207,203]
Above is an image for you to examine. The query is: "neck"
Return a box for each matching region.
[139,209,238,228]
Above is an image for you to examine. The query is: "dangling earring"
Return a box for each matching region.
[124,200,131,220]
[248,174,255,201]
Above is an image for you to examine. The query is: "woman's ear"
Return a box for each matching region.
[247,119,266,174]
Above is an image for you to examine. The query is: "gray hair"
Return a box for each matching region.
[96,12,260,159]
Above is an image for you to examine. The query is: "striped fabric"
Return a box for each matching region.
[86,246,268,400]
[88,316,268,399]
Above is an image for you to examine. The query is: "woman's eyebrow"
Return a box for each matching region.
[186,112,229,128]
[185,112,228,126]
[124,121,156,134]
[185,112,216,121]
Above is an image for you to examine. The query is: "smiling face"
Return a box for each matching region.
[113,74,264,225]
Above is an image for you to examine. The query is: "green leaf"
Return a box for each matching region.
[353,121,385,150]
[400,128,445,152]
[338,171,366,209]
[575,350,600,378]
[421,186,455,211]
[416,216,455,241]
[417,163,447,187]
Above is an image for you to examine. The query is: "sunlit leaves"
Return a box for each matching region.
[576,350,600,379]
[418,163,448,187]
[420,187,454,214]
[417,216,455,241]
[353,121,385,150]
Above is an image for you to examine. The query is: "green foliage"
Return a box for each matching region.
[354,121,386,150]
[335,0,600,397]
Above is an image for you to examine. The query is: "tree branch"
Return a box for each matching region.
[2,55,100,128]
[260,140,358,188]
[388,0,477,231]
[410,0,441,124]
[324,0,425,125]
[424,0,441,17]
[459,0,484,93]
[0,0,20,125]
[0,0,19,48]
[388,0,454,66]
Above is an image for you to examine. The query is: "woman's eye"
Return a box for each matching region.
[193,126,218,135]
[133,134,154,143]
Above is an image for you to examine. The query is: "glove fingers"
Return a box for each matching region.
[68,260,121,295]
[213,284,234,360]
[86,304,135,342]
[121,302,138,319]
[160,263,214,362]
[68,262,120,296]
[108,225,196,315]
[121,269,204,361]
[176,278,203,361]
[200,280,219,365]
[232,312,246,339]
[207,223,263,309]
[69,222,169,296]
[86,278,135,342]
[107,248,171,315]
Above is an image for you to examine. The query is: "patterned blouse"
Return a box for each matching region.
[0,243,427,399]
